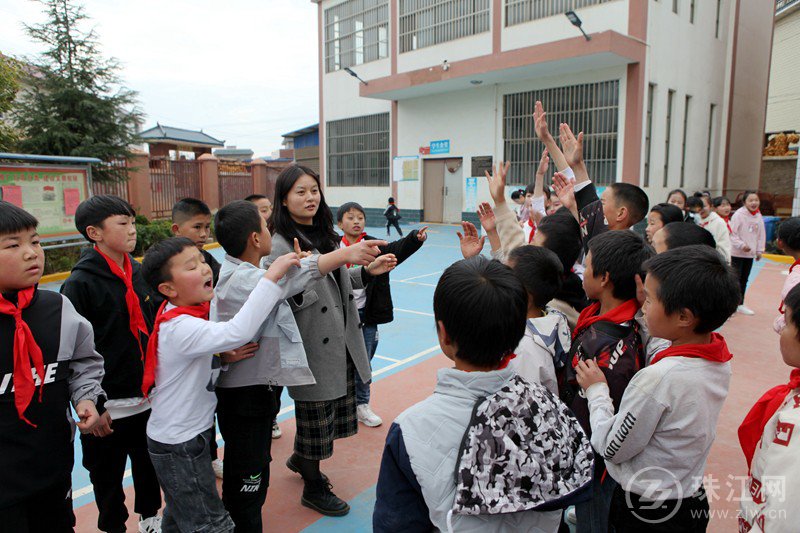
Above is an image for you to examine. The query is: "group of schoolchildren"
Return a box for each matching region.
[1,98,799,533]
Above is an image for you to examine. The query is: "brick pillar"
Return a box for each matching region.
[251,158,268,195]
[198,153,220,210]
[126,150,154,220]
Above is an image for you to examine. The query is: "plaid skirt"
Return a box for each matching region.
[293,358,358,460]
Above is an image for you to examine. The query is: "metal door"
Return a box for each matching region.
[423,159,444,223]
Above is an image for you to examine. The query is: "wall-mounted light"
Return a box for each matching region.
[565,11,591,41]
[344,67,369,85]
[470,80,483,85]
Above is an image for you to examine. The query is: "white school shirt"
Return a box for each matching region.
[146,277,283,444]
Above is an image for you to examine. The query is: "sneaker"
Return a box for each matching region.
[565,506,577,525]
[357,404,383,427]
[212,458,224,479]
[272,419,282,439]
[286,454,329,483]
[139,515,162,533]
[302,478,350,516]
[737,305,755,316]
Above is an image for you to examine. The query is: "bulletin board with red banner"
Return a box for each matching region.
[0,164,90,239]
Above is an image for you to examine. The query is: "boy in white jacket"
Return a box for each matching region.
[576,245,740,530]
[738,283,800,532]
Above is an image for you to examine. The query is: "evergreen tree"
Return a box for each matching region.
[0,54,20,152]
[16,0,141,181]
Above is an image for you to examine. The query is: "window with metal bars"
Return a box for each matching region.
[705,104,716,188]
[663,89,675,187]
[505,0,615,27]
[399,0,490,53]
[324,0,389,73]
[644,83,656,188]
[326,113,390,187]
[680,95,691,188]
[502,80,620,187]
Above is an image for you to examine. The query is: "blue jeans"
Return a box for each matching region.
[356,308,378,406]
[575,470,618,533]
[147,427,235,533]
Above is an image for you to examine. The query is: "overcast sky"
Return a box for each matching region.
[0,0,319,157]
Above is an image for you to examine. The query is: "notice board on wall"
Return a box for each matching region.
[0,164,90,239]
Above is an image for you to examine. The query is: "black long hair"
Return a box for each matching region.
[269,165,339,253]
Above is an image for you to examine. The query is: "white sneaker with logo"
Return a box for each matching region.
[357,404,383,427]
[272,419,282,439]
[139,515,162,533]
[737,305,755,316]
[212,458,224,479]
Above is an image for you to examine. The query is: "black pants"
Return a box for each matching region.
[216,385,280,533]
[386,219,403,236]
[609,485,709,532]
[0,478,74,533]
[80,409,162,532]
[731,256,754,304]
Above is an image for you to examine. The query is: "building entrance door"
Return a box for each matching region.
[423,158,463,224]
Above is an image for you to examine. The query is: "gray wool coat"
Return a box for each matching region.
[264,233,372,402]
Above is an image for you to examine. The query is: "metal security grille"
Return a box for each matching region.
[503,80,619,186]
[327,113,390,187]
[505,0,614,26]
[324,0,389,73]
[399,0,490,53]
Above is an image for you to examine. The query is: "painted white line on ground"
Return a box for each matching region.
[73,345,441,501]
[397,270,442,282]
[395,280,436,288]
[374,354,402,363]
[394,308,435,317]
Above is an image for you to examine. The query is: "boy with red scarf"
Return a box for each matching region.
[60,195,163,533]
[577,245,739,530]
[739,283,800,531]
[562,230,656,532]
[139,237,300,532]
[0,201,105,532]
[336,202,427,427]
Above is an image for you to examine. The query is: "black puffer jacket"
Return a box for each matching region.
[361,230,424,325]
[60,248,161,399]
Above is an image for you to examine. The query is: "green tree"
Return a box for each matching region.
[0,54,20,152]
[16,0,142,180]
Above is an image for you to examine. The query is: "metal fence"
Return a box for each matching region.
[503,80,620,186]
[505,0,614,27]
[91,159,130,201]
[399,0,490,52]
[218,162,253,206]
[148,158,202,219]
[327,113,390,187]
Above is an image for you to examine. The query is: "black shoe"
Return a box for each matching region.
[301,478,350,516]
[285,454,330,483]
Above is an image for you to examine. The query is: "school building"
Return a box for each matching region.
[312,0,775,224]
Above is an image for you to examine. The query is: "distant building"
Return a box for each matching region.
[313,0,774,224]
[282,123,320,174]
[766,0,800,134]
[214,146,254,161]
[140,124,224,159]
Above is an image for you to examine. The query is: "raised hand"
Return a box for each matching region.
[485,161,511,205]
[536,149,550,177]
[457,221,486,259]
[477,202,496,233]
[221,342,259,364]
[534,100,553,141]
[551,172,578,217]
[366,253,398,276]
[416,226,429,242]
[559,123,584,168]
[345,239,387,266]
[265,252,302,282]
[293,237,313,259]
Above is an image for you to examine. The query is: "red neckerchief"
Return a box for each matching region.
[94,247,149,358]
[0,287,45,427]
[779,259,800,314]
[572,299,639,341]
[724,216,732,234]
[527,219,536,244]
[497,352,517,370]
[141,300,210,396]
[649,332,733,366]
[738,369,800,472]
[747,209,761,217]
[341,232,367,268]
